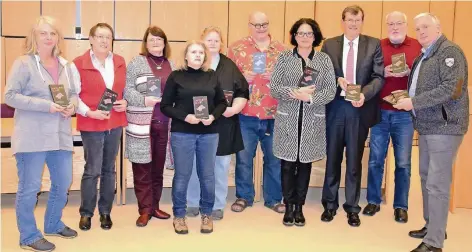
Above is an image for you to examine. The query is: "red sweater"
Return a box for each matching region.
[380,36,422,110]
[73,50,128,131]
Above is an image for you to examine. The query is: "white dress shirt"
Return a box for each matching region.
[341,35,359,96]
[70,50,115,116]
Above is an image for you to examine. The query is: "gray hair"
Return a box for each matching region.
[414,12,441,25]
[386,11,407,22]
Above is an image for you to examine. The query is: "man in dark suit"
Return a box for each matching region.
[320,5,384,227]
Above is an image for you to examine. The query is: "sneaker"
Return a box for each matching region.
[186,207,200,217]
[173,217,188,234]
[200,214,213,234]
[20,238,55,252]
[211,209,224,220]
[45,226,78,239]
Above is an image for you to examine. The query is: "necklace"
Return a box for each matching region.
[150,58,164,70]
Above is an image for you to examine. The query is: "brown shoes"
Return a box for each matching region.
[136,214,151,227]
[153,209,171,219]
[200,214,213,234]
[173,217,189,234]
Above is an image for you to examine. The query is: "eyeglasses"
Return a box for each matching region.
[249,22,269,29]
[295,32,314,38]
[94,35,113,41]
[387,22,406,28]
[147,37,164,43]
[344,19,363,24]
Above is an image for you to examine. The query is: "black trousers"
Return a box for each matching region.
[281,160,312,205]
[322,99,369,214]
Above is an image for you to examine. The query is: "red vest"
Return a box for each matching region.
[73,50,128,131]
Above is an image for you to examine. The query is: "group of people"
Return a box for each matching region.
[4,4,468,252]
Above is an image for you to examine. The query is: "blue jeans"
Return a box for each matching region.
[187,155,232,210]
[15,150,72,246]
[235,115,282,207]
[171,132,218,218]
[367,109,414,209]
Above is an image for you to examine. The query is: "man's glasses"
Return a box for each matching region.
[249,22,269,29]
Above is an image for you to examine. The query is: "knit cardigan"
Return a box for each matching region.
[124,55,175,164]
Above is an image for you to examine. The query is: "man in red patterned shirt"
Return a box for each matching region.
[228,11,286,213]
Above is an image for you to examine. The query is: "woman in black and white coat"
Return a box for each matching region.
[270,18,337,227]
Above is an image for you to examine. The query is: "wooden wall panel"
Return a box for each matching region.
[80,1,114,39]
[315,1,382,40]
[284,1,315,46]
[381,1,430,38]
[62,39,91,62]
[113,41,142,65]
[115,1,150,40]
[151,1,228,42]
[168,42,187,67]
[228,1,285,45]
[430,1,455,40]
[453,1,472,85]
[41,1,76,38]
[1,1,40,37]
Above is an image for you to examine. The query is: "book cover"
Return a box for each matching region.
[48,84,69,107]
[391,89,409,100]
[391,53,407,74]
[97,88,118,112]
[193,96,210,120]
[223,90,234,106]
[344,84,361,102]
[252,52,266,74]
[298,66,320,87]
[146,77,161,97]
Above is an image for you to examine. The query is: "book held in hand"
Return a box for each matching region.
[48,84,69,107]
[98,88,118,112]
[252,52,266,74]
[193,96,210,120]
[146,77,161,97]
[391,53,407,74]
[223,90,234,106]
[344,84,361,102]
[382,90,410,105]
[298,66,320,87]
[382,94,397,105]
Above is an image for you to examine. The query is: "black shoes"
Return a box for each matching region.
[347,212,361,227]
[99,214,113,230]
[411,242,442,252]
[394,208,408,223]
[362,204,380,216]
[294,205,305,226]
[409,227,447,240]
[79,216,91,231]
[282,204,295,226]
[321,209,336,222]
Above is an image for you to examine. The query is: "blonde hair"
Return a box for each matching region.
[414,12,441,25]
[25,16,63,57]
[177,40,211,71]
[201,26,226,54]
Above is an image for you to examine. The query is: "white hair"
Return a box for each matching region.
[386,11,407,22]
[414,12,441,25]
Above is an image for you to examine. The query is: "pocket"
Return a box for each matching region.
[442,105,448,122]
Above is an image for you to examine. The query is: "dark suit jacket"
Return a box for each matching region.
[321,34,384,127]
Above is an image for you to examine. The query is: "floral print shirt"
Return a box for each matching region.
[228,36,285,119]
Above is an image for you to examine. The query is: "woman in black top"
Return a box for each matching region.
[186,27,249,221]
[160,40,227,235]
[270,18,336,226]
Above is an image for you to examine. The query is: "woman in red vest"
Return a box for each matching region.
[70,23,128,231]
[123,26,174,227]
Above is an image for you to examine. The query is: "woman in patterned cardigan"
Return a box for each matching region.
[270,18,337,227]
[123,26,174,227]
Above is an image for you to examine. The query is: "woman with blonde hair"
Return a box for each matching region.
[160,40,227,234]
[124,26,174,227]
[186,27,249,220]
[4,16,78,251]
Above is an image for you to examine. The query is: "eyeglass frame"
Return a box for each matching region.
[387,21,406,28]
[93,34,113,41]
[294,31,314,38]
[249,22,269,29]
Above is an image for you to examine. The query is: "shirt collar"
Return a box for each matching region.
[344,35,359,46]
[421,34,442,56]
[248,35,276,51]
[90,49,113,62]
[292,47,315,60]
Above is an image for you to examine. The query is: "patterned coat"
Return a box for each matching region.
[270,49,337,163]
[123,55,175,165]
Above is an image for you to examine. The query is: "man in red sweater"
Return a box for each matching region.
[70,23,128,231]
[362,11,421,222]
